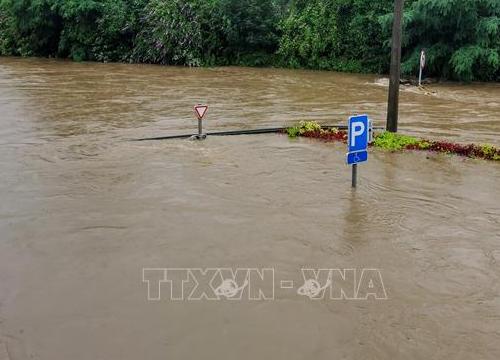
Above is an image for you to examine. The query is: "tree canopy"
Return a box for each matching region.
[400,0,500,81]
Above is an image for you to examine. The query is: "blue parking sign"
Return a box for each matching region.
[347,115,369,165]
[348,115,369,153]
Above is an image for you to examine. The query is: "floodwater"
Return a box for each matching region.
[0,57,499,360]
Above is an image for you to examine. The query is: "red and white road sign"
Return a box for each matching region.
[194,105,208,120]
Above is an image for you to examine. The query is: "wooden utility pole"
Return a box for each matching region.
[386,0,404,132]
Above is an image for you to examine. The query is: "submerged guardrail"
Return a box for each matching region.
[132,125,385,142]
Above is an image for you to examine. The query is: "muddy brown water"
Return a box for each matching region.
[0,57,499,360]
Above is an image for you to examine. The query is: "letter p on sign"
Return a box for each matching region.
[348,115,369,153]
[351,122,365,147]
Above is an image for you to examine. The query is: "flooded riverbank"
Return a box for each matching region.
[0,57,499,360]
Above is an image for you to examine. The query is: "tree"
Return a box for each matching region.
[0,0,63,56]
[132,0,204,66]
[278,0,394,72]
[399,0,500,81]
[220,0,281,65]
[278,0,343,70]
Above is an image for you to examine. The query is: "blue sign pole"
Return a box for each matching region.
[347,115,370,188]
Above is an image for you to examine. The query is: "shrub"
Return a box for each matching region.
[373,131,420,151]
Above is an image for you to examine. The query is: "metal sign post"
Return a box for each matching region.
[418,49,426,86]
[347,115,370,188]
[193,104,209,140]
[352,163,358,188]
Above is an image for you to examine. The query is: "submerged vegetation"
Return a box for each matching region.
[374,132,500,161]
[287,121,348,142]
[372,131,423,151]
[287,121,500,161]
[0,0,499,81]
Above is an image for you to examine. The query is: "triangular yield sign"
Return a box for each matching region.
[194,105,208,120]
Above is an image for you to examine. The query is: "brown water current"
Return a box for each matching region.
[0,57,499,360]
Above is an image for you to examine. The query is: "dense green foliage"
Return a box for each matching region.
[132,0,280,66]
[398,0,500,81]
[0,0,499,81]
[278,0,395,73]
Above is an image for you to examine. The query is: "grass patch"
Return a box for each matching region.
[372,132,421,151]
